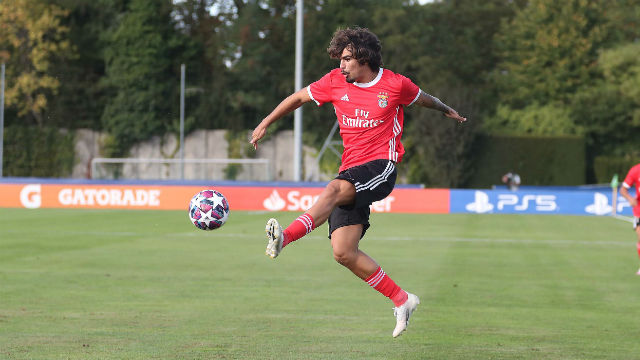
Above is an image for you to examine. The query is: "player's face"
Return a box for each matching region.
[339,47,366,83]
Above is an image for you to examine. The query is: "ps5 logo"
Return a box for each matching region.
[496,194,557,211]
[584,192,630,215]
[465,191,557,213]
[585,192,612,215]
[465,191,494,213]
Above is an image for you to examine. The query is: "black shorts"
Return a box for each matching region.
[634,217,640,230]
[328,159,397,239]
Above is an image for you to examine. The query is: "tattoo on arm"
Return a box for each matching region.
[422,91,451,114]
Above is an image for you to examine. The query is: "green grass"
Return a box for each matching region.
[1,209,639,359]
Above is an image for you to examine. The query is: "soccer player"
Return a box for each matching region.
[249,27,466,337]
[620,163,640,274]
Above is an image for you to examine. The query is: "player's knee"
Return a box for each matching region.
[325,179,354,205]
[325,180,342,197]
[332,247,356,267]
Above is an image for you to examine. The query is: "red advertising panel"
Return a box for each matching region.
[0,182,449,214]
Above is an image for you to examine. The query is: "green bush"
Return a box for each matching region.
[468,134,586,188]
[2,126,75,178]
[483,103,582,136]
[593,156,640,184]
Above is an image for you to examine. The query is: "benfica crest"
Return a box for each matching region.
[377,92,389,108]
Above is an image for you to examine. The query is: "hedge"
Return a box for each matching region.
[593,156,640,185]
[2,126,75,178]
[467,134,586,188]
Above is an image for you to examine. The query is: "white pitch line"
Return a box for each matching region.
[1,230,629,247]
[613,214,635,223]
[167,232,631,247]
[0,230,140,237]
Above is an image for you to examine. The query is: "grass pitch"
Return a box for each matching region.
[1,209,640,359]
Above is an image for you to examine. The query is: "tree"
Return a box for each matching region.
[0,0,73,126]
[493,0,611,108]
[101,0,181,156]
[491,0,640,181]
[571,42,640,157]
[393,0,524,187]
[172,0,234,131]
[483,102,580,136]
[47,0,130,129]
[222,0,299,132]
[403,87,479,188]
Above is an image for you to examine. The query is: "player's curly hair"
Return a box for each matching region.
[327,27,383,72]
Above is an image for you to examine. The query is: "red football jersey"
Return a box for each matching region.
[623,163,640,217]
[307,68,420,172]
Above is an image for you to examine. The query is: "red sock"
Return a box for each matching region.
[636,242,640,258]
[282,213,315,248]
[365,266,408,307]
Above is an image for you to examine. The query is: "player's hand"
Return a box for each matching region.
[445,110,467,123]
[249,124,267,150]
[630,198,638,207]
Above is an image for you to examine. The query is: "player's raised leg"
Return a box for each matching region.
[330,224,419,337]
[265,179,355,258]
[392,292,420,338]
[265,218,284,258]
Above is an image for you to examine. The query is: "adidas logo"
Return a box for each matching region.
[341,94,349,101]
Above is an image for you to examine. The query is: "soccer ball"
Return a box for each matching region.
[188,190,230,230]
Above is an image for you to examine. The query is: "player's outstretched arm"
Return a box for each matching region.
[414,90,467,123]
[250,88,312,149]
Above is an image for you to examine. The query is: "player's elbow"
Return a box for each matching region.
[290,88,311,104]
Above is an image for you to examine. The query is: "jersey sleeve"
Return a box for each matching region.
[307,72,333,106]
[399,75,421,106]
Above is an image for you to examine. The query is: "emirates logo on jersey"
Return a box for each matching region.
[377,92,389,108]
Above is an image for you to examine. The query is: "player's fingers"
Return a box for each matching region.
[450,112,466,122]
[249,126,267,149]
[249,132,261,150]
[445,112,466,123]
[249,131,258,144]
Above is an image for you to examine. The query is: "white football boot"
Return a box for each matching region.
[392,293,420,338]
[265,218,284,259]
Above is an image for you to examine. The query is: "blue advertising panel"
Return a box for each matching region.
[450,188,634,216]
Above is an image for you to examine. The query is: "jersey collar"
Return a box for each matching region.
[354,68,383,88]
